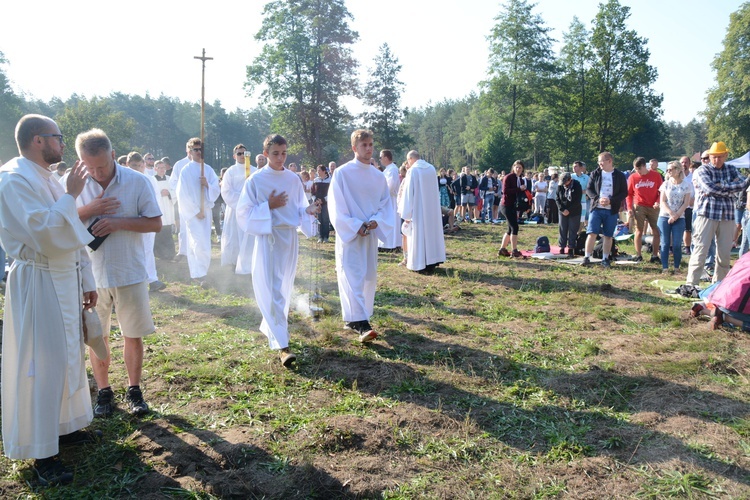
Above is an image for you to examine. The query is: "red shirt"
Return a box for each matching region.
[626,170,663,210]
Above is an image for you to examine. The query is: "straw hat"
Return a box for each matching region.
[707,141,730,155]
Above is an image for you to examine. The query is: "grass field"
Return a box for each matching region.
[0,221,748,499]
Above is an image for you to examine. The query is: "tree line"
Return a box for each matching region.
[2,0,748,172]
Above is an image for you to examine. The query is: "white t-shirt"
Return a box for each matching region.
[596,170,613,209]
[658,179,694,218]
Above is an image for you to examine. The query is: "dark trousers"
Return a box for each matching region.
[559,214,581,249]
[154,224,176,260]
[319,203,330,240]
[546,199,559,224]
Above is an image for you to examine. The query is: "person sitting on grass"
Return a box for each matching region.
[235,134,320,368]
[689,251,750,332]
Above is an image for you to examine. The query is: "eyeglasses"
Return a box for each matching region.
[701,157,709,161]
[236,152,245,156]
[38,133,64,144]
[192,148,203,152]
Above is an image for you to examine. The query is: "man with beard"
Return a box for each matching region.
[0,115,99,485]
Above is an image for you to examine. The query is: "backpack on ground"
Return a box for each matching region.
[593,238,619,259]
[534,235,550,253]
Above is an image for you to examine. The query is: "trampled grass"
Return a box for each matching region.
[0,223,749,498]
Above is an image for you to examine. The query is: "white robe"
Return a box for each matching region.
[398,159,446,271]
[220,162,256,269]
[378,162,402,249]
[170,156,190,256]
[328,159,393,322]
[0,157,96,459]
[144,174,161,282]
[155,174,176,226]
[175,161,220,278]
[235,167,315,349]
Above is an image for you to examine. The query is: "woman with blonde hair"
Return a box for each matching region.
[657,160,693,274]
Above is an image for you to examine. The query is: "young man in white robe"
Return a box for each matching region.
[169,141,192,262]
[0,115,99,485]
[377,149,402,252]
[175,138,220,283]
[328,129,394,342]
[127,152,166,291]
[235,134,319,367]
[220,144,256,269]
[235,154,269,274]
[398,150,446,274]
[153,160,177,260]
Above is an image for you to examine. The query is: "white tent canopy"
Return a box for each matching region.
[728,151,750,169]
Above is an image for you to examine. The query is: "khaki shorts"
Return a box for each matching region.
[96,281,155,338]
[634,204,659,233]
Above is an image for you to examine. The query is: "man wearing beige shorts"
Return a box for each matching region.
[74,129,162,417]
[626,157,663,263]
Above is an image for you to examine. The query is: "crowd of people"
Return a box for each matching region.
[1,112,748,486]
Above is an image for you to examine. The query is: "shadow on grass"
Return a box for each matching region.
[26,412,355,499]
[297,336,750,488]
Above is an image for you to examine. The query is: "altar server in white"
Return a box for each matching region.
[169,141,191,261]
[398,150,446,274]
[377,149,401,251]
[175,138,220,282]
[0,115,98,485]
[221,144,256,268]
[328,129,393,343]
[235,135,319,367]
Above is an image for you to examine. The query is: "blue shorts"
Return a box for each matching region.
[735,208,745,226]
[587,208,618,238]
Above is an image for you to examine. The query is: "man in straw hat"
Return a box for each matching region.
[686,141,750,285]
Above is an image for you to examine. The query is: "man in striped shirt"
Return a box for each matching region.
[687,141,750,285]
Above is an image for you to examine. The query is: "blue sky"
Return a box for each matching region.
[0,0,741,124]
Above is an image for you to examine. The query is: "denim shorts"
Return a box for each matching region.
[735,207,745,225]
[586,208,618,237]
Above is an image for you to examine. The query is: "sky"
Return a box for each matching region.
[0,0,743,125]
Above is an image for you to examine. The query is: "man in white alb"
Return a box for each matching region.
[221,144,256,269]
[0,115,99,485]
[328,129,393,342]
[175,138,220,282]
[377,149,401,252]
[398,150,446,274]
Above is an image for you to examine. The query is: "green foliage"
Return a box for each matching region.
[0,51,25,161]
[588,0,663,154]
[246,0,358,165]
[361,43,408,152]
[55,97,136,164]
[486,0,556,139]
[705,2,750,153]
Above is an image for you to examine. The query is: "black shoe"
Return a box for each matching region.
[632,255,643,263]
[567,248,575,258]
[59,429,103,447]
[649,255,661,264]
[126,387,149,416]
[601,257,611,268]
[93,387,115,418]
[582,257,592,267]
[149,280,167,292]
[33,456,73,486]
